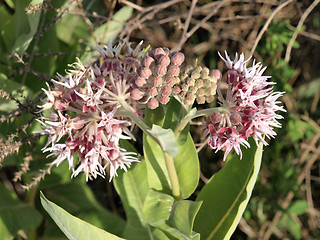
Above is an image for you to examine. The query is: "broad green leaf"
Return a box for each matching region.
[0,72,33,113]
[35,160,125,237]
[143,98,199,199]
[81,6,133,63]
[148,125,178,157]
[143,190,174,226]
[288,200,308,215]
[94,6,133,43]
[169,200,202,238]
[1,0,42,54]
[193,138,264,240]
[277,213,302,239]
[0,182,42,236]
[142,190,200,240]
[113,159,153,240]
[56,14,90,45]
[40,192,124,240]
[174,133,199,199]
[143,134,172,195]
[12,3,42,54]
[0,217,9,240]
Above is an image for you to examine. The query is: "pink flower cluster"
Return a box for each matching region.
[36,42,143,181]
[204,52,285,161]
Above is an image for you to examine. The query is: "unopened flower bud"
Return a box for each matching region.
[166,76,176,87]
[153,76,163,87]
[230,112,242,125]
[137,67,152,79]
[141,56,155,68]
[200,67,210,79]
[191,70,201,79]
[171,52,185,66]
[210,69,221,82]
[184,65,194,74]
[145,50,154,58]
[167,65,180,76]
[226,70,239,84]
[159,95,170,105]
[195,79,204,88]
[135,77,147,87]
[211,112,222,124]
[161,86,172,96]
[196,96,206,104]
[186,92,194,101]
[210,83,217,92]
[131,89,144,100]
[154,48,166,59]
[155,65,167,76]
[158,55,170,67]
[187,78,195,86]
[197,88,205,96]
[181,83,189,92]
[206,95,215,103]
[149,87,158,97]
[180,91,186,98]
[148,97,159,109]
[173,85,181,94]
[188,86,197,93]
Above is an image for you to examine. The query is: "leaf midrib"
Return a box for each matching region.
[206,161,255,240]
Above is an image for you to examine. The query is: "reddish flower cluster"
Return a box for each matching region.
[36,42,144,181]
[204,52,285,160]
[130,47,185,109]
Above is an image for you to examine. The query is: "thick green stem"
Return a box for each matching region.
[117,99,181,199]
[174,107,224,137]
[164,152,181,200]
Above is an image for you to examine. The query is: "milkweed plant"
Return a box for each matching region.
[36,40,285,240]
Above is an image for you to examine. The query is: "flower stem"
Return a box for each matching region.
[174,107,223,137]
[117,99,181,199]
[164,152,181,199]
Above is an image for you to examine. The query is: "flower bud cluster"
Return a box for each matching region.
[130,47,185,109]
[204,52,285,161]
[176,65,218,105]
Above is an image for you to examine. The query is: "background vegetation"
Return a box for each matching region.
[0,0,319,239]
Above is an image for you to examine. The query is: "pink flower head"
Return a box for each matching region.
[37,41,143,181]
[205,52,285,160]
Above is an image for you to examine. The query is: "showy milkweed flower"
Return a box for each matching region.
[36,42,143,181]
[204,52,286,161]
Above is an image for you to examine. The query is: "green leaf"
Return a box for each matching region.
[193,138,264,240]
[40,192,124,240]
[12,4,42,54]
[1,0,43,54]
[142,190,200,240]
[277,214,302,239]
[174,133,199,199]
[94,6,133,43]
[143,98,199,199]
[56,14,90,45]
[143,134,172,195]
[0,217,9,240]
[169,200,202,238]
[113,159,153,240]
[288,200,308,215]
[81,6,133,63]
[0,73,33,112]
[0,182,42,236]
[143,190,174,227]
[149,124,178,157]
